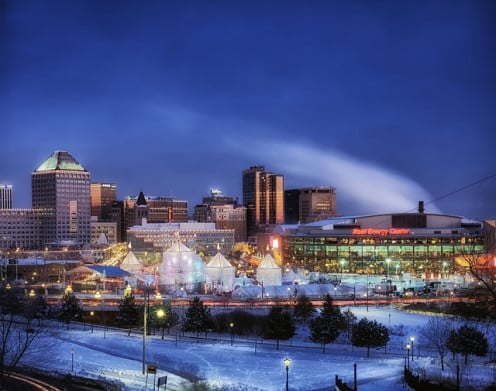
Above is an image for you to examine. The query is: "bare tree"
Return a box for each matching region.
[0,288,46,389]
[455,221,496,316]
[420,317,453,371]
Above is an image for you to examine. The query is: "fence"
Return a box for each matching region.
[404,365,459,391]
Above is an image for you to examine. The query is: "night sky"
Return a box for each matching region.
[1,1,495,219]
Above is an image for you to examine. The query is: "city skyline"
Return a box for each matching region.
[2,1,495,219]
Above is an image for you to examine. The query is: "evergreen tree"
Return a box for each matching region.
[351,317,389,357]
[447,324,488,364]
[116,293,141,336]
[263,305,296,350]
[58,292,83,330]
[181,297,214,339]
[293,294,316,323]
[309,294,345,353]
[342,308,357,340]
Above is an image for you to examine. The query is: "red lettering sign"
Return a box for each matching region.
[352,228,409,236]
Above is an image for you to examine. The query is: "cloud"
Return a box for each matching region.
[230,138,440,215]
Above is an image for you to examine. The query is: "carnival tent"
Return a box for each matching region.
[159,241,205,292]
[256,253,282,286]
[205,252,235,292]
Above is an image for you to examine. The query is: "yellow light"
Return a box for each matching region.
[283,358,291,368]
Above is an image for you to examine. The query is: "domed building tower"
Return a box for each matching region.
[32,150,91,247]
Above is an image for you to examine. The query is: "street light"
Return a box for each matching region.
[283,358,290,391]
[230,322,234,346]
[386,258,391,296]
[143,287,164,373]
[71,348,74,373]
[90,311,94,333]
[95,291,105,338]
[410,336,415,361]
[406,343,411,369]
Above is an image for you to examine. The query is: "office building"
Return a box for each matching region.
[90,183,117,221]
[242,165,284,240]
[285,187,337,224]
[127,221,235,256]
[0,185,13,209]
[32,150,91,247]
[195,190,247,242]
[0,209,43,249]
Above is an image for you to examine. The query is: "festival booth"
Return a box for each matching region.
[119,250,143,288]
[205,252,235,293]
[65,265,130,293]
[158,241,206,293]
[256,253,282,286]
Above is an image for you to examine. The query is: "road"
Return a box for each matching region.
[4,371,109,391]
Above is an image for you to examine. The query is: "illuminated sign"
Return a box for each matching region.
[352,228,410,236]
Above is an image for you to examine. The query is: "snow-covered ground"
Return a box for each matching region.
[20,305,496,391]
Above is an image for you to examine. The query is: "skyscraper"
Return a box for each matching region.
[32,150,91,246]
[284,187,337,224]
[0,185,12,209]
[242,165,284,239]
[90,182,117,221]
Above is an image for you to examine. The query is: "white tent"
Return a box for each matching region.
[205,252,235,293]
[256,253,282,286]
[120,251,143,274]
[159,241,205,292]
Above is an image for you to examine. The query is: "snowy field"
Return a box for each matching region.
[19,305,496,391]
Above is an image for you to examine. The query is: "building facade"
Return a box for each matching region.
[32,150,91,247]
[284,187,337,224]
[127,221,235,256]
[0,209,44,250]
[194,190,247,242]
[90,183,117,221]
[242,165,284,240]
[271,212,486,279]
[0,185,13,209]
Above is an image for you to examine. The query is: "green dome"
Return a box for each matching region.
[35,150,87,172]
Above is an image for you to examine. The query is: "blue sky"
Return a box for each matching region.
[1,0,495,218]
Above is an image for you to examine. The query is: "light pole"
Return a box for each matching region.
[410,336,415,361]
[385,258,391,296]
[143,288,164,373]
[71,348,74,373]
[95,291,104,338]
[230,322,234,346]
[283,358,290,391]
[142,287,149,374]
[406,343,411,370]
[90,311,94,333]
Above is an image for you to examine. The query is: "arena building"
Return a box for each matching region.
[272,207,490,279]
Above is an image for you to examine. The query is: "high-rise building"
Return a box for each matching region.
[242,165,284,240]
[32,150,91,246]
[284,187,337,224]
[0,185,13,209]
[90,183,117,221]
[194,189,247,242]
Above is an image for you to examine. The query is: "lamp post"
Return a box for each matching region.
[283,358,290,391]
[142,287,149,374]
[406,343,411,370]
[143,287,164,373]
[230,322,234,346]
[386,258,391,296]
[90,311,94,333]
[71,348,74,373]
[410,336,415,361]
[95,291,105,338]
